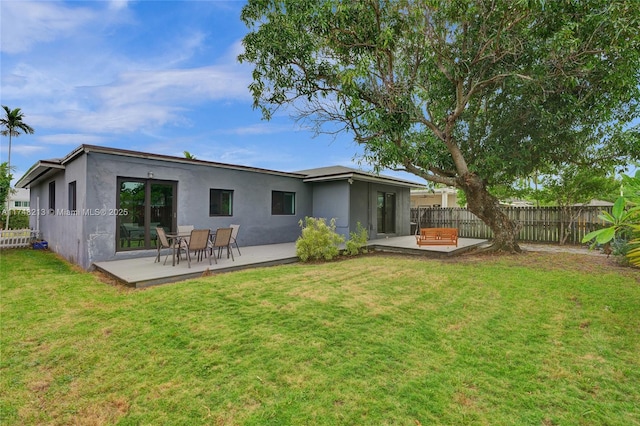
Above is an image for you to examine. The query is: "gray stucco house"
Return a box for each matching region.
[16,145,420,269]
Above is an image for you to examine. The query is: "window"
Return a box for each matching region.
[14,201,29,207]
[68,181,77,211]
[209,189,233,216]
[48,181,56,213]
[272,191,295,215]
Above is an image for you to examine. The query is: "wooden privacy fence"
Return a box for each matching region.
[411,206,612,245]
[0,229,39,249]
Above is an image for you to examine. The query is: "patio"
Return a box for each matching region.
[93,236,487,288]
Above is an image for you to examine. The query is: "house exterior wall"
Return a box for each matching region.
[365,182,412,239]
[310,181,350,237]
[349,180,371,236]
[25,149,415,270]
[33,152,313,269]
[29,155,88,266]
[307,180,412,241]
[411,190,459,208]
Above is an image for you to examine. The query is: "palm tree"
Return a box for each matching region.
[1,106,35,230]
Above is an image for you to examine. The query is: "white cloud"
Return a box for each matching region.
[100,66,250,109]
[1,63,74,100]
[0,2,96,54]
[51,65,252,134]
[38,134,107,146]
[225,123,291,136]
[4,61,251,135]
[5,144,46,157]
[108,0,130,11]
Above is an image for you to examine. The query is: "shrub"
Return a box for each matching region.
[611,238,631,266]
[1,210,30,230]
[296,217,345,262]
[344,222,369,256]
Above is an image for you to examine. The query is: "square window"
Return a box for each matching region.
[209,189,233,216]
[272,191,295,215]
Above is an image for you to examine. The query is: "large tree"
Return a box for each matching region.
[1,106,35,230]
[239,0,640,252]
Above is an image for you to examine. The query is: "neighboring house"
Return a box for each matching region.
[576,199,614,207]
[410,187,459,208]
[501,199,534,207]
[16,145,420,269]
[7,187,30,211]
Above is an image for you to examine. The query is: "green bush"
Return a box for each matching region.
[296,217,345,262]
[344,222,369,256]
[1,210,30,230]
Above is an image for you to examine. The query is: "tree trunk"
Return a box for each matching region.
[457,172,522,253]
[4,134,12,231]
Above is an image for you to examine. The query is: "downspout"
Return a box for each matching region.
[36,196,40,238]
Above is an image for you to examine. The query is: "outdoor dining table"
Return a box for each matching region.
[166,231,191,266]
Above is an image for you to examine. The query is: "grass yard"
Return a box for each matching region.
[1,249,639,425]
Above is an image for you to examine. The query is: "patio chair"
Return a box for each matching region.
[230,224,241,256]
[155,227,186,265]
[120,224,144,248]
[209,227,235,262]
[184,229,211,268]
[178,225,194,244]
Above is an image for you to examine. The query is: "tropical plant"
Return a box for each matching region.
[627,225,640,267]
[239,0,640,253]
[1,106,35,230]
[581,197,639,245]
[344,222,369,256]
[581,171,640,266]
[296,217,345,261]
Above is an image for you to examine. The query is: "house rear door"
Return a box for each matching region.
[117,178,177,251]
[377,191,396,234]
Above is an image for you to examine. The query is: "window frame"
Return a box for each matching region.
[271,190,296,215]
[209,188,234,217]
[48,181,56,213]
[68,181,77,212]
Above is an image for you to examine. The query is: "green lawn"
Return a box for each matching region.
[1,249,639,425]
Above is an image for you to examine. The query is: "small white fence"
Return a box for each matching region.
[0,229,40,249]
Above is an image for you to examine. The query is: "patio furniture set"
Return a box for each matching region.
[155,224,241,268]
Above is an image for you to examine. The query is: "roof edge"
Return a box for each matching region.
[15,160,65,188]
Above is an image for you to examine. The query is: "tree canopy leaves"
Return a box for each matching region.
[240,0,640,251]
[240,0,639,186]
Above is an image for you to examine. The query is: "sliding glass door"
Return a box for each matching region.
[117,178,177,251]
[377,191,396,234]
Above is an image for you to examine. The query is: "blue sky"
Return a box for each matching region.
[1,0,421,184]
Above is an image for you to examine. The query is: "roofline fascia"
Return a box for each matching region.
[76,144,306,178]
[15,161,65,188]
[303,172,422,188]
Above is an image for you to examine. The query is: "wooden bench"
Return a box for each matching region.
[416,228,458,247]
